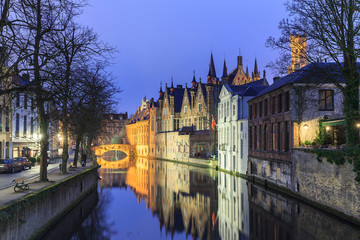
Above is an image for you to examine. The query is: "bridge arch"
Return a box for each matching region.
[92,144,134,157]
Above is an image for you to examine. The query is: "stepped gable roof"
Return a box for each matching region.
[228,67,238,79]
[253,62,348,99]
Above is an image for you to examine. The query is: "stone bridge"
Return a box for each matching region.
[92,144,134,157]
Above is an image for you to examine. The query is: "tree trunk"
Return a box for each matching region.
[343,2,359,146]
[73,134,81,167]
[35,0,49,182]
[61,118,69,174]
[38,100,49,181]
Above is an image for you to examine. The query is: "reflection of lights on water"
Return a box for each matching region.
[97,156,130,169]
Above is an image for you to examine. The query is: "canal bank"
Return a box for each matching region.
[0,165,99,240]
[153,155,360,228]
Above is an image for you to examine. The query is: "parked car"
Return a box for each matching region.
[0,159,22,173]
[17,157,32,170]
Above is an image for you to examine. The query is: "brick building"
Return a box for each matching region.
[248,63,348,190]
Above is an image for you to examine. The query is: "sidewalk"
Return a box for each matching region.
[0,159,95,208]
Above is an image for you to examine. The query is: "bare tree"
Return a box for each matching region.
[267,0,360,146]
[68,62,120,166]
[48,23,113,173]
[5,0,84,181]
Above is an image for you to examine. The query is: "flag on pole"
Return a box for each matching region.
[211,115,216,130]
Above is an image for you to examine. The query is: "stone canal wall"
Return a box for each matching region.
[248,183,360,239]
[0,167,99,240]
[293,149,360,222]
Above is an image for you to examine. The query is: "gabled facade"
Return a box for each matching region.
[150,76,217,160]
[218,81,268,175]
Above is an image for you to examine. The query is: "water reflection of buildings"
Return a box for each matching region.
[98,156,130,190]
[101,157,219,240]
[217,172,250,240]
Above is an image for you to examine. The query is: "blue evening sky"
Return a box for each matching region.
[79,0,287,115]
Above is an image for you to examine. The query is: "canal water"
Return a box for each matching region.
[41,152,360,240]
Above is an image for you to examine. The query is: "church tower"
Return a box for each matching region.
[289,35,307,73]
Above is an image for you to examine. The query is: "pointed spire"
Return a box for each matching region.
[159,81,163,93]
[159,81,164,98]
[246,65,249,79]
[254,57,259,75]
[222,59,228,77]
[192,70,196,83]
[207,51,216,78]
[171,76,174,88]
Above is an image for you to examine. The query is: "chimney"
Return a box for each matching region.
[177,85,182,88]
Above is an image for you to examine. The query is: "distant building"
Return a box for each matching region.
[11,74,39,158]
[126,100,150,157]
[218,81,268,175]
[221,53,266,85]
[0,75,13,159]
[288,35,307,73]
[98,113,128,145]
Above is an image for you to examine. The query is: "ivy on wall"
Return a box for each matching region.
[311,147,360,183]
